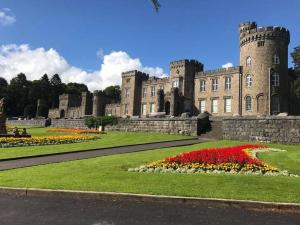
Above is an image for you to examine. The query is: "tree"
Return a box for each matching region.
[104,85,121,100]
[292,46,300,75]
[0,77,8,99]
[65,82,88,95]
[50,74,65,108]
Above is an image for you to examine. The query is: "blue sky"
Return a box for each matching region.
[0,0,300,90]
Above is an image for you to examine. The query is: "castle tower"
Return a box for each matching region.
[169,60,203,114]
[81,91,93,117]
[239,22,290,115]
[121,70,148,116]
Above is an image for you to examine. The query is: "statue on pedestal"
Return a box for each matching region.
[0,98,7,134]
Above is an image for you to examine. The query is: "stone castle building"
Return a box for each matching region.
[49,21,299,119]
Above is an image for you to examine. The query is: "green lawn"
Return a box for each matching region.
[0,128,192,160]
[0,140,299,203]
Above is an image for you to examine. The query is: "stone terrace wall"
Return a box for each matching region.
[106,118,200,136]
[51,119,88,129]
[6,119,47,127]
[223,116,300,144]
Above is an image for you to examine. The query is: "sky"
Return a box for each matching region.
[0,0,300,90]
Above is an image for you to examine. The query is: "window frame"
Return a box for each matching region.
[245,96,252,112]
[246,74,253,87]
[212,79,218,91]
[211,99,218,113]
[225,76,232,90]
[224,98,232,113]
[151,86,156,97]
[200,100,206,113]
[272,73,280,87]
[246,56,252,66]
[200,80,206,92]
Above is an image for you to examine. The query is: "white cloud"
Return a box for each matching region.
[222,62,234,68]
[0,44,166,91]
[0,8,16,26]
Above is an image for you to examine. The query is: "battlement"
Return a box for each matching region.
[240,22,290,46]
[170,59,203,69]
[196,66,241,77]
[121,70,149,78]
[142,76,169,85]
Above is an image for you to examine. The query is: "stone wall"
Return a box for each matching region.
[51,119,88,129]
[106,118,200,136]
[7,119,47,127]
[223,116,300,144]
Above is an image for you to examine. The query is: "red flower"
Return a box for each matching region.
[166,144,264,166]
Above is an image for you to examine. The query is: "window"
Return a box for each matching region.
[141,104,147,115]
[150,103,155,113]
[272,73,280,87]
[212,79,218,91]
[271,95,280,113]
[172,80,179,88]
[124,104,128,115]
[224,98,232,113]
[200,80,206,92]
[245,96,252,112]
[246,56,252,66]
[151,86,156,97]
[246,74,253,87]
[125,88,130,98]
[258,41,265,47]
[211,99,218,113]
[225,77,231,90]
[273,54,280,64]
[200,100,206,113]
[142,88,147,98]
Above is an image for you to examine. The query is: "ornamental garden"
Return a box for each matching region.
[0,125,299,203]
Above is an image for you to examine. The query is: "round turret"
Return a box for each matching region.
[239,21,290,115]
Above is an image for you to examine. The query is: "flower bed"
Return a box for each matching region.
[48,128,100,134]
[129,144,297,177]
[0,135,99,148]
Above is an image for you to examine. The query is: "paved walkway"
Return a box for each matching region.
[0,193,299,225]
[0,138,203,171]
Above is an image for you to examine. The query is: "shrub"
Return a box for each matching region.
[84,116,118,128]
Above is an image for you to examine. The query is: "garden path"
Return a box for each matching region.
[0,138,204,171]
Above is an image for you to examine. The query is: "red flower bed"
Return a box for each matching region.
[166,144,265,166]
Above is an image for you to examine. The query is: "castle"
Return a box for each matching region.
[48,21,299,119]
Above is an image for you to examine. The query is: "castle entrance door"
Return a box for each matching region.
[60,109,65,118]
[165,101,170,115]
[257,94,265,115]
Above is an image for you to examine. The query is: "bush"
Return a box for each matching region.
[84,116,118,128]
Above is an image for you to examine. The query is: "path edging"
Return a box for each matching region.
[0,137,199,162]
[0,187,299,212]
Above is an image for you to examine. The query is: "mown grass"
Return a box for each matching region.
[0,128,192,160]
[0,140,299,203]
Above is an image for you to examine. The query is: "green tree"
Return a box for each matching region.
[292,46,300,75]
[50,74,65,108]
[104,85,121,100]
[65,82,88,95]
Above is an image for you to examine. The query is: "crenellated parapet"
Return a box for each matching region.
[170,59,204,71]
[121,70,149,79]
[196,66,241,77]
[239,21,290,47]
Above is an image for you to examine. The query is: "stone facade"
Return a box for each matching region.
[51,119,88,129]
[106,118,200,136]
[223,116,300,144]
[49,21,298,119]
[7,119,47,127]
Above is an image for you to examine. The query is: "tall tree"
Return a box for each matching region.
[65,82,88,95]
[292,46,300,74]
[50,74,65,108]
[104,85,121,100]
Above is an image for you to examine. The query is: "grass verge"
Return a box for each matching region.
[0,128,192,160]
[0,140,299,203]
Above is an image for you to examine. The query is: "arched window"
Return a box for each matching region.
[273,54,280,64]
[246,56,252,66]
[245,96,252,112]
[246,74,253,87]
[271,73,280,87]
